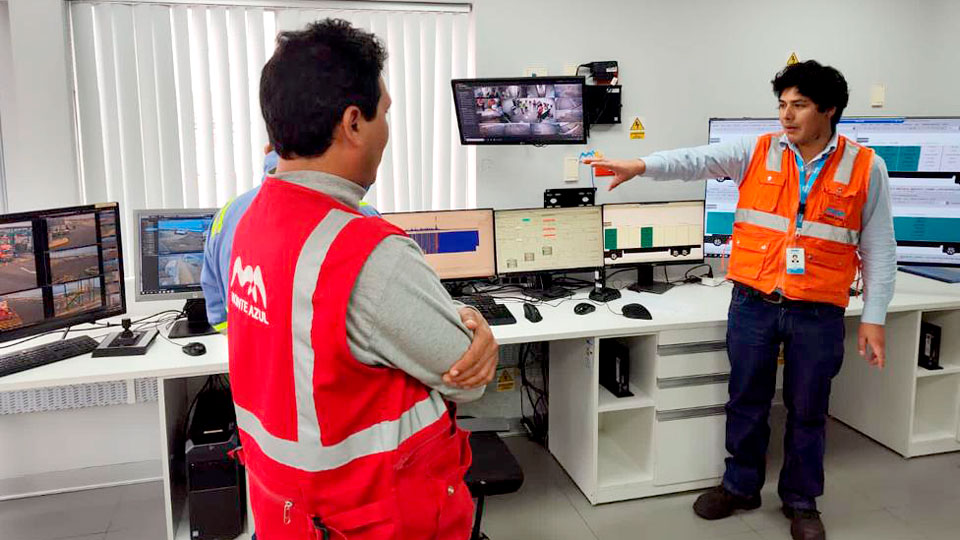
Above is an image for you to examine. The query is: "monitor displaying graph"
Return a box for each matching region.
[703,117,960,257]
[603,201,704,265]
[381,209,496,280]
[494,206,603,274]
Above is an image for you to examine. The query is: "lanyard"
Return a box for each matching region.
[794,152,828,230]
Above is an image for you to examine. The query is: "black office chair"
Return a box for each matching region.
[464,431,525,540]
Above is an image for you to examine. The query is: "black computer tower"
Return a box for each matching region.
[186,431,245,539]
[600,339,633,397]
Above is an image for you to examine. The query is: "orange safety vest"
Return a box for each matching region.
[727,133,874,307]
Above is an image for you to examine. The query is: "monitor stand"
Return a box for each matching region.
[626,265,675,295]
[522,274,574,301]
[168,298,218,339]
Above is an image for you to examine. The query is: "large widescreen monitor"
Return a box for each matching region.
[603,201,705,266]
[494,206,603,274]
[703,117,960,258]
[0,203,125,343]
[889,172,960,266]
[452,76,586,145]
[380,209,496,280]
[134,208,216,301]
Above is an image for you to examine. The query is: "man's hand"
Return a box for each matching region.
[443,308,499,389]
[582,158,646,190]
[858,322,886,368]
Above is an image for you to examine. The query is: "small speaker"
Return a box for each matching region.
[186,432,245,539]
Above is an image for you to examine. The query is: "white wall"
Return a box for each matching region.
[471,0,960,209]
[4,0,960,212]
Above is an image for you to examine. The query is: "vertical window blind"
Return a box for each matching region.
[69,0,475,261]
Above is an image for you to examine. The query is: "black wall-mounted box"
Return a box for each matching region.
[585,85,622,125]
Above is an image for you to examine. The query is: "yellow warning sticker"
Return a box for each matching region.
[787,52,800,66]
[496,368,517,392]
[630,118,644,131]
[629,117,645,139]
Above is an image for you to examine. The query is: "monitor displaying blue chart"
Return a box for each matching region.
[703,117,960,257]
[381,209,496,280]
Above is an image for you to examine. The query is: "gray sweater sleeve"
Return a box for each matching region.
[345,235,485,403]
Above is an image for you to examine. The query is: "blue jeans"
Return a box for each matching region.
[721,285,846,510]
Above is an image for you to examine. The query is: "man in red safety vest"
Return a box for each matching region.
[229,19,497,539]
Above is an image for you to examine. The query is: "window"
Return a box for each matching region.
[69,0,475,257]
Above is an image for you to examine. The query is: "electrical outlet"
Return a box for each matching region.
[564,156,580,182]
[870,84,885,108]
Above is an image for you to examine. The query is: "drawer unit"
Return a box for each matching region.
[657,340,729,379]
[656,373,730,411]
[658,325,726,346]
[654,405,727,486]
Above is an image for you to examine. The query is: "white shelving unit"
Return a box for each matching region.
[598,384,654,412]
[832,308,960,457]
[549,328,728,505]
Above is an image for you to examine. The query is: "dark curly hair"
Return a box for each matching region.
[260,19,387,159]
[772,60,848,133]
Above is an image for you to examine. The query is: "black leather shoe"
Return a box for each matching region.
[693,486,761,520]
[782,506,826,540]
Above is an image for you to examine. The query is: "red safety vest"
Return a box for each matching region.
[727,133,874,307]
[228,177,473,540]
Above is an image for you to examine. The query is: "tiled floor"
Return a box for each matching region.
[2,409,959,540]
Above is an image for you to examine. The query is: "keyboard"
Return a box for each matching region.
[0,335,101,378]
[458,296,517,326]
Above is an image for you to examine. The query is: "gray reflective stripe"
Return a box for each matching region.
[832,143,861,186]
[291,209,358,449]
[734,208,790,232]
[234,209,449,471]
[766,137,783,172]
[235,391,447,471]
[800,220,860,246]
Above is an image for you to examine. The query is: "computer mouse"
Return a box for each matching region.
[523,302,543,323]
[182,342,206,356]
[621,303,652,320]
[574,302,596,315]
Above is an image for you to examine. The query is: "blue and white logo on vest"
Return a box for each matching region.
[230,256,269,325]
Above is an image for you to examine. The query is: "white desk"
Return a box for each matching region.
[2,272,960,536]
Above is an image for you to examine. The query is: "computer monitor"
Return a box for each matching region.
[494,206,603,274]
[703,117,960,257]
[134,208,217,338]
[603,201,705,265]
[703,118,782,257]
[452,76,587,145]
[0,203,125,343]
[380,209,496,281]
[889,172,960,266]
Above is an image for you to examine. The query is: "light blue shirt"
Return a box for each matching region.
[643,132,897,325]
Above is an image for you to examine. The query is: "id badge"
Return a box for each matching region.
[786,247,805,275]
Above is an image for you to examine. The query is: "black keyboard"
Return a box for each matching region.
[459,296,517,326]
[0,335,101,378]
